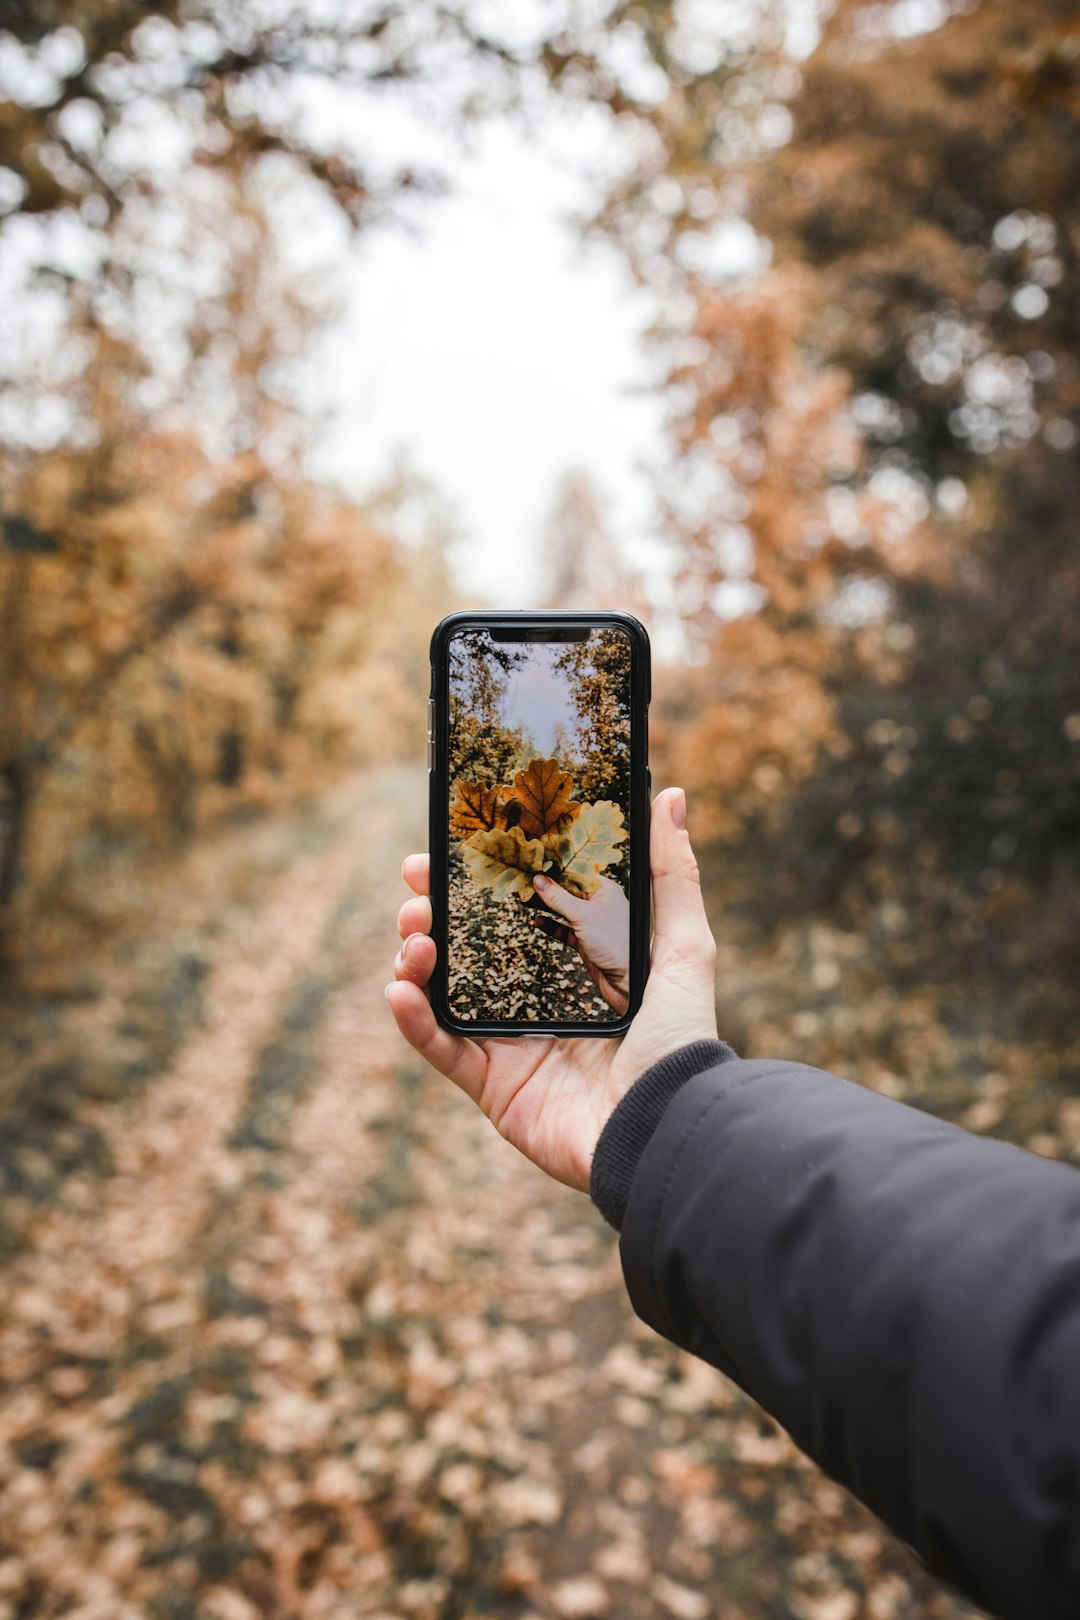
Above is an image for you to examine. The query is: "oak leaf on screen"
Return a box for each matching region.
[450,780,517,837]
[509,757,581,839]
[461,826,552,901]
[542,800,626,897]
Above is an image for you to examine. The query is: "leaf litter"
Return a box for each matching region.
[0,765,991,1619]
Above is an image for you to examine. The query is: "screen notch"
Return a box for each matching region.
[488,625,590,643]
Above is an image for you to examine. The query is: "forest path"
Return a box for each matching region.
[0,765,977,1620]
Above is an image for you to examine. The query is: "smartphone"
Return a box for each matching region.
[428,610,651,1037]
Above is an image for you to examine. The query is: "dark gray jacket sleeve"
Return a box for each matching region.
[590,1048,1080,1620]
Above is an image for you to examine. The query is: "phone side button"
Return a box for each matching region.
[427,736,434,770]
[646,767,652,800]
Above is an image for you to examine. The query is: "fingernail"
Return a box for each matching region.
[671,788,686,830]
[533,874,549,890]
[384,983,394,1000]
[403,933,424,963]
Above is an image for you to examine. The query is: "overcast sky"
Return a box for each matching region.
[311,108,672,609]
[292,3,861,644]
[501,646,580,758]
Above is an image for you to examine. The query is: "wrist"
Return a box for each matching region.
[589,1037,738,1228]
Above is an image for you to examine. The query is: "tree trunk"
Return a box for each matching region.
[0,761,31,966]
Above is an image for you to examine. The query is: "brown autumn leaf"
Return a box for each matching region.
[460,826,551,901]
[449,780,517,838]
[509,757,581,839]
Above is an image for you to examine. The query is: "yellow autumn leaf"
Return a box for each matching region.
[542,800,627,898]
[461,825,551,901]
[449,779,516,838]
[509,756,581,838]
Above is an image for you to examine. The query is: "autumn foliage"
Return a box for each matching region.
[1,4,1079,1616]
[452,757,626,903]
[608,1,1080,1029]
[0,341,443,966]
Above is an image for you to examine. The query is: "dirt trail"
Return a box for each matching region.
[0,766,981,1620]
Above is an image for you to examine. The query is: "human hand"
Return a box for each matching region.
[385,788,719,1194]
[528,874,630,1016]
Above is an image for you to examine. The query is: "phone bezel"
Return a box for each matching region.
[428,609,651,1038]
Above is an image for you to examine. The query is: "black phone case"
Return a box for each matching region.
[428,609,651,1038]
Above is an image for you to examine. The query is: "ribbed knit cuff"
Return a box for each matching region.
[589,1038,739,1231]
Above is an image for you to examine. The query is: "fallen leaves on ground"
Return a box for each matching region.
[0,766,1012,1618]
[447,849,615,1024]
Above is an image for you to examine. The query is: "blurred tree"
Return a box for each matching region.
[649,269,863,843]
[0,339,412,954]
[739,0,1080,964]
[535,0,791,286]
[759,0,1080,486]
[540,466,647,616]
[611,0,1080,1018]
[0,1,544,229]
[0,178,447,962]
[0,319,203,935]
[0,1,552,965]
[518,3,874,845]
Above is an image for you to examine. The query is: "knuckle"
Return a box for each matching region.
[397,896,431,939]
[663,930,716,973]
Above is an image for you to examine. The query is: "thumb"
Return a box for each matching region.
[532,872,586,923]
[650,787,717,977]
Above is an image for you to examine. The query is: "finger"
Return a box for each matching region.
[531,872,587,924]
[650,786,717,974]
[532,913,575,948]
[398,894,432,941]
[394,931,436,985]
[401,854,430,897]
[385,978,487,1104]
[581,954,604,995]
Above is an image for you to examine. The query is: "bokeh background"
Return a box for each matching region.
[1,2,1078,1617]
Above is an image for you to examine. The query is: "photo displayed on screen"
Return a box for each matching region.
[447,627,632,1024]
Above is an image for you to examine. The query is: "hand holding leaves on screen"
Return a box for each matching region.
[530,873,631,1015]
[541,799,626,898]
[450,756,626,901]
[386,787,721,1195]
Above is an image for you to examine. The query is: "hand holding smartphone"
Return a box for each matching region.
[386,610,720,1195]
[428,611,651,1037]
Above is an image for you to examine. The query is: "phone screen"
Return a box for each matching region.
[446,625,633,1025]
